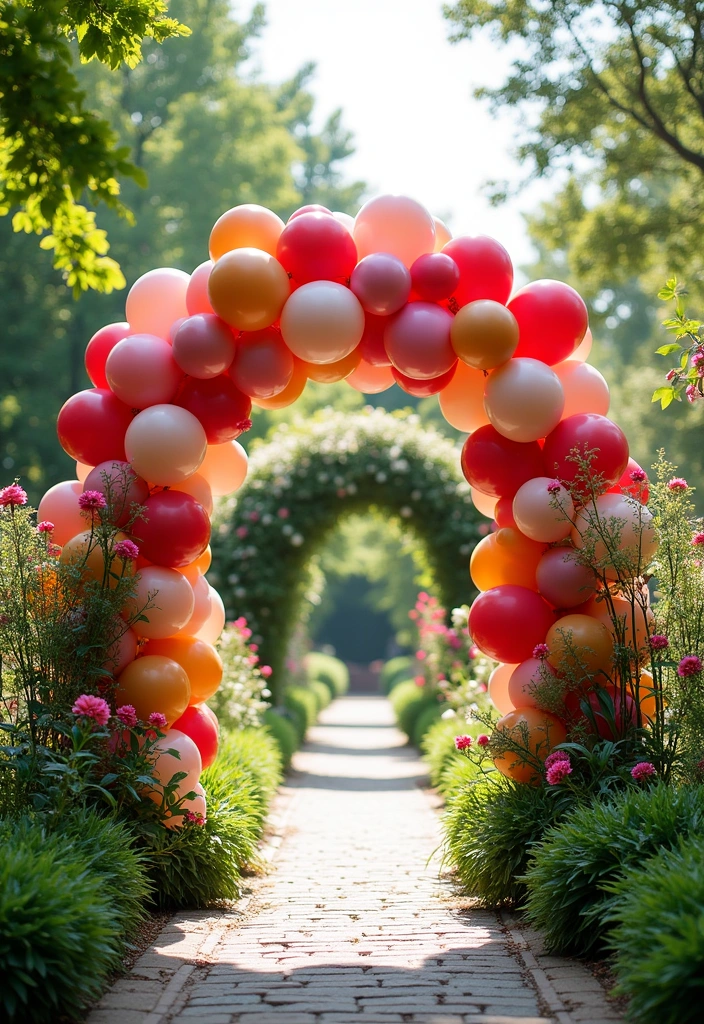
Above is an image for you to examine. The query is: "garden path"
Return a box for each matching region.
[88,697,621,1024]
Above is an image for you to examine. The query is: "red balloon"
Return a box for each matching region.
[276,212,358,284]
[171,703,219,769]
[176,375,252,444]
[134,491,211,568]
[392,364,457,396]
[85,323,130,389]
[442,236,513,307]
[410,253,460,302]
[228,327,294,399]
[542,413,629,497]
[509,280,588,365]
[359,313,392,366]
[608,457,649,504]
[566,686,638,740]
[495,497,516,528]
[384,302,455,378]
[287,204,332,221]
[461,426,546,499]
[469,585,555,663]
[84,460,150,527]
[57,389,134,467]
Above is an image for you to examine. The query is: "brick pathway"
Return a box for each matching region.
[88,697,621,1024]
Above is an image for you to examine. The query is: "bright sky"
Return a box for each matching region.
[246,0,554,268]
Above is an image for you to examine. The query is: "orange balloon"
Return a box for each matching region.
[450,300,519,371]
[143,635,223,704]
[584,593,652,658]
[199,440,248,496]
[346,359,394,394]
[438,359,491,433]
[488,663,518,714]
[252,358,307,409]
[176,545,212,584]
[637,669,658,722]
[546,613,614,683]
[209,204,284,260]
[302,347,361,383]
[493,707,567,784]
[60,530,135,589]
[116,655,191,726]
[470,528,545,591]
[208,248,290,331]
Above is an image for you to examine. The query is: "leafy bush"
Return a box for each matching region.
[441,755,480,799]
[210,619,271,730]
[607,837,704,1024]
[306,651,349,697]
[412,701,443,747]
[217,728,282,811]
[422,716,470,790]
[443,777,565,908]
[390,679,438,740]
[284,686,318,741]
[310,679,332,713]
[524,784,704,956]
[380,655,414,694]
[262,709,298,768]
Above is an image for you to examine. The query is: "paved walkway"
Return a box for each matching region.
[88,697,621,1024]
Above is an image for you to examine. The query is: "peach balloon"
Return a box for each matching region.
[170,473,213,516]
[165,782,207,829]
[175,574,212,635]
[450,300,519,371]
[117,657,191,726]
[149,729,202,800]
[252,359,307,409]
[37,480,86,546]
[571,493,658,578]
[470,528,545,591]
[493,708,567,783]
[508,657,558,710]
[125,268,190,340]
[346,359,394,394]
[571,327,593,362]
[553,359,610,418]
[195,588,226,645]
[512,477,574,543]
[105,334,183,409]
[175,547,212,585]
[125,405,207,486]
[186,260,215,315]
[484,358,565,443]
[60,530,135,588]
[198,440,248,496]
[546,613,614,682]
[586,594,652,657]
[332,211,355,234]
[438,361,491,433]
[103,626,138,676]
[638,669,658,722]
[125,566,195,639]
[354,194,436,268]
[144,635,223,704]
[209,204,284,260]
[208,247,290,332]
[488,663,518,714]
[433,217,452,251]
[280,281,365,364]
[303,348,361,383]
[75,463,92,483]
[470,486,497,519]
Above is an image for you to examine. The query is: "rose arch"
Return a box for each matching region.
[209,408,481,695]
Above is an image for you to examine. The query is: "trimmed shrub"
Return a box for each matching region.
[305,651,349,697]
[440,755,480,800]
[262,709,298,768]
[380,655,414,694]
[412,701,443,747]
[310,678,332,713]
[284,686,318,741]
[443,777,564,908]
[389,680,437,740]
[217,728,283,810]
[607,837,704,1024]
[524,784,704,956]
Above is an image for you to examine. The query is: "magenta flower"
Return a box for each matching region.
[665,368,678,381]
[37,520,55,533]
[414,676,425,687]
[631,761,657,782]
[277,507,290,519]
[114,539,139,561]
[678,655,703,677]
[0,483,28,507]
[546,479,562,494]
[116,704,138,727]
[649,634,669,651]
[477,734,490,747]
[533,643,550,660]
[260,665,272,677]
[667,478,688,492]
[544,750,570,770]
[468,645,479,659]
[184,810,206,825]
[148,711,167,729]
[236,526,248,538]
[78,490,107,512]
[72,694,111,726]
[693,533,704,546]
[546,760,573,785]
[686,384,700,403]
[692,352,704,368]
[454,735,472,751]
[629,468,647,483]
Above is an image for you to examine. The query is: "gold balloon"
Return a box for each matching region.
[116,655,191,726]
[209,204,284,260]
[493,707,567,784]
[208,247,290,331]
[450,299,519,371]
[547,613,614,683]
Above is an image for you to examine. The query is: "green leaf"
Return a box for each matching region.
[655,343,682,357]
[651,386,675,410]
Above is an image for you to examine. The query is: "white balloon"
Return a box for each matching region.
[484,358,564,442]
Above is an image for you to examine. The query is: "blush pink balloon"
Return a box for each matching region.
[229,328,294,399]
[126,268,190,339]
[280,281,365,364]
[571,327,593,362]
[508,658,557,710]
[195,587,226,644]
[186,261,215,315]
[359,314,392,366]
[171,473,214,516]
[512,477,574,543]
[104,626,138,676]
[37,481,85,547]
[125,406,207,487]
[75,463,93,483]
[484,358,565,443]
[198,440,248,496]
[176,575,213,636]
[350,253,411,315]
[84,460,150,527]
[346,359,395,394]
[384,302,455,379]
[488,663,518,715]
[552,359,610,418]
[172,314,237,379]
[536,548,597,609]
[106,334,183,409]
[151,729,202,795]
[85,322,130,389]
[125,566,196,639]
[433,217,452,251]
[438,360,491,434]
[354,194,436,268]
[470,487,497,519]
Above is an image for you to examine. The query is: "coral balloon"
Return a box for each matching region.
[433,217,452,251]
[125,268,190,340]
[195,588,226,644]
[176,550,212,586]
[638,669,658,722]
[438,361,491,433]
[176,375,252,445]
[354,194,435,267]
[37,480,86,546]
[535,548,597,609]
[303,347,361,383]
[571,493,658,578]
[542,413,629,497]
[392,365,457,396]
[171,473,213,517]
[509,280,589,365]
[125,405,207,486]
[410,253,460,302]
[461,425,545,499]
[488,663,518,715]
[208,247,290,331]
[175,575,213,636]
[585,594,652,657]
[346,360,395,394]
[469,585,555,663]
[106,334,183,409]
[442,236,513,306]
[145,636,223,705]
[493,708,567,783]
[150,730,202,803]
[172,704,219,769]
[277,212,358,284]
[546,613,614,683]
[280,281,365,364]
[165,784,207,829]
[103,626,137,677]
[350,253,411,315]
[198,440,248,496]
[209,204,284,259]
[85,322,130,389]
[125,566,195,639]
[84,461,150,528]
[470,528,545,591]
[512,476,574,543]
[60,530,135,588]
[229,328,294,399]
[508,658,557,710]
[252,358,308,409]
[116,656,191,726]
[495,496,517,529]
[288,204,332,221]
[75,463,92,483]
[484,358,564,442]
[450,300,519,371]
[185,260,215,315]
[134,491,210,569]
[608,458,649,504]
[358,313,391,366]
[384,302,455,379]
[57,389,134,467]
[571,327,593,362]
[552,359,610,418]
[172,314,236,379]
[470,486,497,519]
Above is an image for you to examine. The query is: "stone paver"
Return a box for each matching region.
[88,696,621,1023]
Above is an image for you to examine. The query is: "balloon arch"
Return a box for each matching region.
[44,193,646,820]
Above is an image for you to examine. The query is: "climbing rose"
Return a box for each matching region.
[78,490,107,512]
[260,665,272,677]
[277,507,289,519]
[148,712,167,729]
[678,655,703,677]
[454,735,472,751]
[533,643,550,660]
[37,520,54,533]
[116,705,138,727]
[693,532,704,546]
[476,734,490,747]
[544,750,570,771]
[649,634,669,651]
[72,694,111,726]
[114,539,139,561]
[0,484,27,507]
[546,760,572,785]
[667,477,688,492]
[631,761,657,781]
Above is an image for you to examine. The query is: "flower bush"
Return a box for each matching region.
[209,618,272,731]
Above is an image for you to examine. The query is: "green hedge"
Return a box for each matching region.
[411,702,444,747]
[380,655,414,694]
[389,679,438,740]
[262,708,299,768]
[421,716,469,791]
[310,678,332,712]
[283,686,319,742]
[306,651,349,697]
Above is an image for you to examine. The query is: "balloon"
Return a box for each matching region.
[333,211,355,233]
[175,575,213,636]
[105,334,183,409]
[85,322,130,389]
[125,566,195,639]
[125,405,207,486]
[638,669,658,722]
[149,729,202,799]
[580,686,638,740]
[546,613,614,683]
[493,708,567,783]
[584,593,652,656]
[185,260,215,315]
[172,314,237,379]
[571,327,593,362]
[488,663,518,715]
[103,626,138,677]
[252,358,308,409]
[509,280,588,365]
[195,587,226,644]
[198,440,248,496]
[495,496,517,529]
[75,463,92,483]
[288,204,333,221]
[280,281,364,364]
[60,530,135,588]
[438,361,491,433]
[508,658,558,710]
[346,359,395,394]
[512,477,574,543]
[350,253,411,315]
[208,248,290,331]
[461,425,546,499]
[552,359,610,418]
[410,253,459,302]
[392,364,457,396]
[354,194,435,267]
[175,547,212,585]
[229,327,294,399]
[176,375,252,445]
[469,585,555,663]
[442,236,513,306]
[470,528,545,591]
[542,413,629,497]
[57,389,134,467]
[84,461,150,528]
[172,704,219,769]
[303,348,361,383]
[359,313,392,366]
[384,302,455,379]
[145,636,223,705]
[535,548,597,609]
[117,657,191,726]
[134,491,210,568]
[450,299,519,371]
[277,212,358,284]
[484,358,564,442]
[571,492,658,578]
[433,217,452,251]
[171,473,214,517]
[470,486,497,519]
[125,268,190,339]
[37,481,86,546]
[209,204,284,260]
[608,458,649,504]
[165,783,207,829]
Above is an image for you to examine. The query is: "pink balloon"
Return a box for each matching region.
[176,575,213,637]
[350,253,411,315]
[433,217,452,251]
[172,314,237,379]
[571,327,593,362]
[470,487,497,519]
[85,322,130,389]
[198,440,248,497]
[195,587,226,644]
[106,334,183,409]
[552,359,610,418]
[37,481,85,547]
[484,358,565,443]
[346,359,395,394]
[571,493,658,578]
[535,548,597,609]
[512,477,574,543]
[75,462,92,483]
[125,566,195,639]
[125,405,207,487]
[171,473,214,516]
[125,268,190,339]
[104,626,138,676]
[186,261,215,315]
[165,781,207,829]
[469,585,555,663]
[488,663,518,715]
[84,460,150,527]
[410,253,460,302]
[384,302,455,379]
[508,658,557,710]
[151,729,202,795]
[359,314,392,366]
[354,194,435,267]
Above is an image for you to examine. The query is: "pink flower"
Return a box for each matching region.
[629,468,647,483]
[236,526,248,539]
[416,650,426,661]
[649,634,669,651]
[116,704,138,727]
[148,712,167,729]
[477,734,490,747]
[249,643,259,652]
[37,520,54,533]
[693,533,704,546]
[114,539,139,561]
[533,643,550,660]
[47,542,61,557]
[678,655,703,678]
[665,368,678,382]
[686,384,700,403]
[184,810,206,825]
[408,609,419,620]
[546,480,562,494]
[72,694,111,726]
[234,616,247,628]
[667,477,688,492]
[454,735,472,750]
[78,490,107,512]
[631,761,657,781]
[544,750,570,770]
[468,645,479,659]
[249,510,260,522]
[546,760,573,785]
[414,676,425,687]
[418,591,429,602]
[0,484,28,507]
[692,352,704,368]
[277,508,289,519]
[260,665,272,677]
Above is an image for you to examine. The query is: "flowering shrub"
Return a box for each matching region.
[208,618,272,730]
[652,278,704,407]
